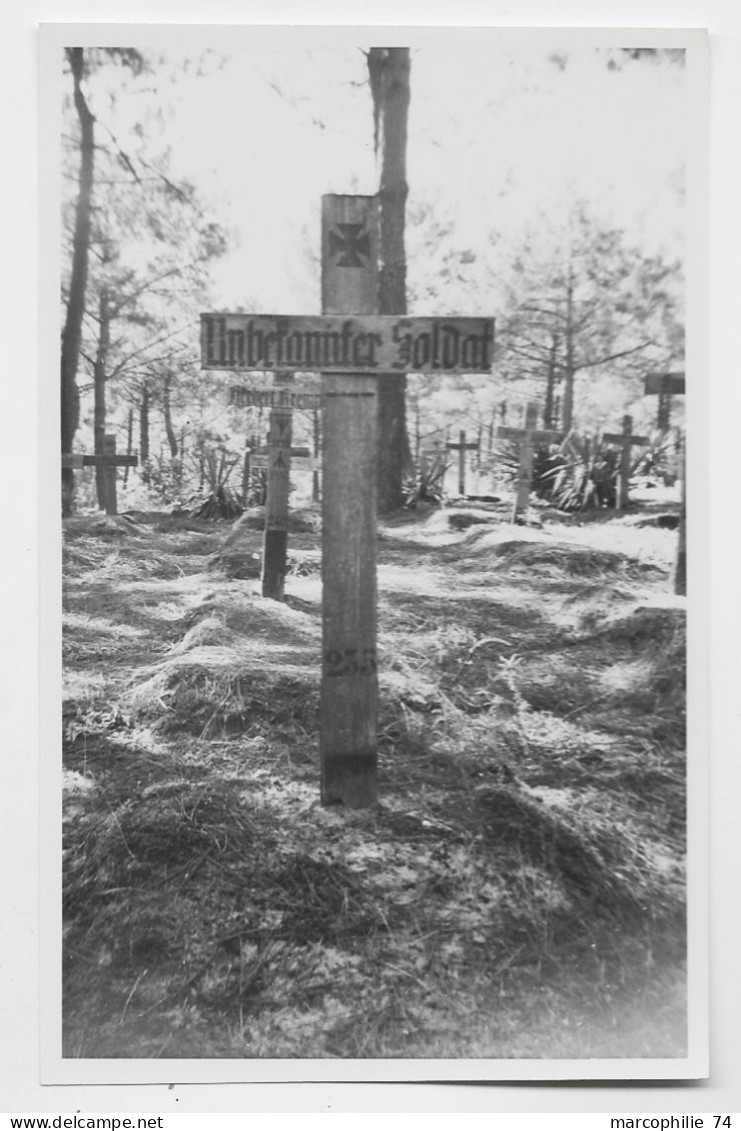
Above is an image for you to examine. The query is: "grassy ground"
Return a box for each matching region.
[62,495,686,1059]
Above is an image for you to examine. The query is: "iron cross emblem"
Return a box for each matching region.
[328,223,371,268]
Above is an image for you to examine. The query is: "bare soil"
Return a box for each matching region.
[62,496,686,1059]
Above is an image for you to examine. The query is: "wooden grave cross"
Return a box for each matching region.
[260,374,295,599]
[497,402,564,522]
[231,378,321,598]
[201,192,495,808]
[674,433,686,596]
[446,430,480,496]
[602,414,649,510]
[61,434,138,516]
[644,371,685,432]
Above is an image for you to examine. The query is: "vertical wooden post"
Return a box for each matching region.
[657,389,672,432]
[618,414,633,510]
[262,375,293,600]
[123,409,133,488]
[674,435,686,595]
[242,447,251,504]
[312,408,321,503]
[103,434,117,515]
[446,431,479,497]
[497,406,563,522]
[320,194,379,807]
[514,403,538,520]
[603,415,648,511]
[457,430,467,495]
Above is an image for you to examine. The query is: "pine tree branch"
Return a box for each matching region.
[576,341,654,370]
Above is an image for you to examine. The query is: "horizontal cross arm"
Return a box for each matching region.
[603,433,649,446]
[530,429,565,444]
[497,426,564,443]
[62,453,139,469]
[251,455,321,471]
[251,446,312,457]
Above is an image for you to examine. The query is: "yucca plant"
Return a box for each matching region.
[539,435,619,511]
[539,429,671,512]
[404,448,449,508]
[493,438,564,500]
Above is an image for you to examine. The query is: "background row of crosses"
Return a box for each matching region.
[60,366,684,525]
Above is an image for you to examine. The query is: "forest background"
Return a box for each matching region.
[59,36,687,513]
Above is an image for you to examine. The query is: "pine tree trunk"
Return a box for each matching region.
[562,271,576,433]
[369,47,412,514]
[544,332,559,429]
[61,48,95,516]
[93,288,110,510]
[140,386,150,464]
[163,371,178,458]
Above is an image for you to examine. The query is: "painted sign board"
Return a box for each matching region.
[230,385,322,410]
[644,373,686,396]
[202,313,495,375]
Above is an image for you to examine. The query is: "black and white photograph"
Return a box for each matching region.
[42,23,707,1082]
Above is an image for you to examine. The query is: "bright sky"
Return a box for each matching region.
[85,32,687,316]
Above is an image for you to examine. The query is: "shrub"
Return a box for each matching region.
[538,435,620,511]
[404,448,448,507]
[140,454,189,507]
[189,447,243,520]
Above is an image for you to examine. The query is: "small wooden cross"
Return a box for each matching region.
[603,414,649,510]
[497,402,564,522]
[61,436,138,516]
[446,430,480,496]
[261,374,295,599]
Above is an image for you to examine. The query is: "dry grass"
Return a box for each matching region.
[61,501,686,1059]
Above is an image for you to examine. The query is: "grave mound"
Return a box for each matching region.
[212,505,321,578]
[127,590,320,737]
